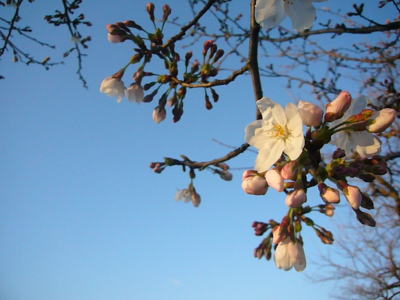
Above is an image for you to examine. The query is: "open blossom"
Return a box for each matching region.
[242,170,268,195]
[175,185,201,207]
[297,100,323,127]
[331,96,381,158]
[255,0,326,32]
[100,76,126,103]
[367,108,396,133]
[126,84,144,102]
[275,238,306,271]
[245,97,304,173]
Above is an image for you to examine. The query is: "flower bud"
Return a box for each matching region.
[146,3,155,22]
[242,170,268,195]
[265,169,284,192]
[325,91,352,122]
[367,108,396,133]
[297,101,323,127]
[324,204,335,217]
[123,20,144,31]
[162,4,171,22]
[152,106,166,123]
[125,83,144,102]
[107,32,126,43]
[285,189,306,208]
[343,185,362,210]
[280,161,297,180]
[318,183,340,203]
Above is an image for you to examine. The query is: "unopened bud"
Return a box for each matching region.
[152,106,166,123]
[123,20,144,31]
[325,91,352,122]
[146,2,155,22]
[205,94,212,110]
[297,101,323,127]
[265,169,284,192]
[285,189,306,208]
[368,108,396,133]
[162,4,171,22]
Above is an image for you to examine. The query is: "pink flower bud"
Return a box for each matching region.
[367,108,396,133]
[343,185,362,209]
[107,32,126,43]
[152,106,166,123]
[242,170,268,195]
[297,101,323,127]
[280,161,298,180]
[325,91,352,122]
[285,189,306,208]
[265,169,284,192]
[318,183,340,203]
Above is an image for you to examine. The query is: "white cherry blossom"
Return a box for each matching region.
[331,96,381,158]
[100,76,126,103]
[245,97,305,172]
[255,0,326,32]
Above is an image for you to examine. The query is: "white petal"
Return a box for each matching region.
[285,103,303,136]
[255,0,286,29]
[353,132,382,158]
[271,101,287,126]
[350,95,368,115]
[284,0,316,32]
[245,120,264,148]
[275,240,292,270]
[256,97,275,120]
[255,139,285,172]
[284,134,304,161]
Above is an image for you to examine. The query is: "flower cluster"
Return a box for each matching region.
[244,93,396,271]
[100,3,226,124]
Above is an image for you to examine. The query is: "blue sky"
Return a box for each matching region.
[0,1,395,300]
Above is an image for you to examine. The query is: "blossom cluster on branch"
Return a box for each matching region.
[99,0,399,274]
[243,93,396,271]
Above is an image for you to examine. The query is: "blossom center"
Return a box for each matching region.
[273,124,290,140]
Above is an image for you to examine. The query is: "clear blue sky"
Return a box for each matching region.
[0,1,394,300]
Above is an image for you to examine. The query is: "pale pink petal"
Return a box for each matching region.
[284,0,316,32]
[272,101,287,127]
[255,0,286,29]
[245,120,264,148]
[256,97,275,120]
[285,103,303,136]
[283,135,304,161]
[255,139,285,172]
[353,132,381,158]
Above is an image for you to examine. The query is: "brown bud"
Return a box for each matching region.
[123,20,144,31]
[205,94,213,110]
[162,4,171,22]
[213,49,224,63]
[210,88,219,102]
[146,3,155,22]
[355,209,376,227]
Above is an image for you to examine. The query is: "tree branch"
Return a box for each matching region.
[248,0,263,120]
[0,0,23,56]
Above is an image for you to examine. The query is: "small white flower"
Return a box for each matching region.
[245,97,304,173]
[255,0,326,32]
[275,238,306,271]
[125,84,144,103]
[100,76,126,103]
[175,185,201,207]
[331,96,381,158]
